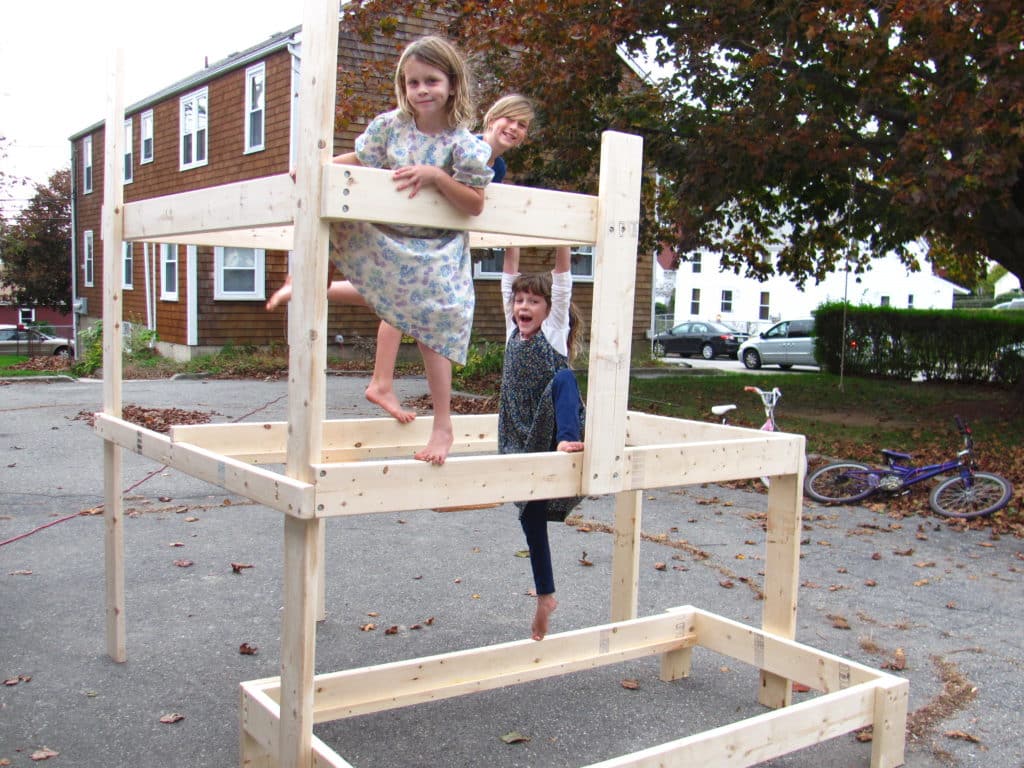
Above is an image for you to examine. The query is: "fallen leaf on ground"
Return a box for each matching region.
[828,614,851,630]
[621,678,640,690]
[173,559,193,568]
[230,562,253,574]
[384,625,399,635]
[239,642,258,655]
[8,570,32,576]
[719,579,735,589]
[654,562,667,571]
[944,730,981,743]
[792,682,812,693]
[29,747,59,761]
[500,731,531,744]
[159,713,185,724]
[579,551,593,567]
[360,623,376,632]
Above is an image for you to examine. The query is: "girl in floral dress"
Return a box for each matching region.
[328,36,493,464]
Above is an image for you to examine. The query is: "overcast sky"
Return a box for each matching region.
[1,1,302,216]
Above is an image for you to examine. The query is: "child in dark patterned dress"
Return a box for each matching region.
[498,245,585,640]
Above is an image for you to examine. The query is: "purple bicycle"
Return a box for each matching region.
[804,416,1013,519]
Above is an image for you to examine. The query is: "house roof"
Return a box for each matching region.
[68,25,301,142]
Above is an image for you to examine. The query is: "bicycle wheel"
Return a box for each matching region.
[928,472,1013,519]
[804,461,876,504]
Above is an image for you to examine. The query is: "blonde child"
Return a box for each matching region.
[268,36,492,463]
[266,93,537,444]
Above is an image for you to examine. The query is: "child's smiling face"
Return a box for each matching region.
[513,289,550,340]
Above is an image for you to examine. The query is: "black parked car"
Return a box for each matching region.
[652,321,749,360]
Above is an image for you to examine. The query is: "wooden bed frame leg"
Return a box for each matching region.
[278,516,320,767]
[759,470,803,708]
[870,677,909,768]
[609,490,642,622]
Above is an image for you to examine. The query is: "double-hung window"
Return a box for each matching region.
[82,136,93,193]
[720,290,733,313]
[160,244,179,300]
[244,63,265,153]
[122,242,134,289]
[215,247,265,300]
[83,231,95,287]
[569,245,595,280]
[180,88,208,170]
[123,118,133,183]
[140,110,154,164]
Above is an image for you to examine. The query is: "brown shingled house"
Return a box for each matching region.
[68,12,654,361]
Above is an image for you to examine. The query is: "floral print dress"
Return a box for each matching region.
[329,109,493,364]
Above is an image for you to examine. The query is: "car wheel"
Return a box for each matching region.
[742,349,762,369]
[54,347,71,358]
[653,342,666,358]
[701,343,715,360]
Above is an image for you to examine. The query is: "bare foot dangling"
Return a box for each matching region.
[365,383,416,423]
[531,593,558,641]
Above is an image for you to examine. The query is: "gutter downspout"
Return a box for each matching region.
[69,140,79,359]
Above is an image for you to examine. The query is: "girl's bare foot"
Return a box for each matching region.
[532,593,558,641]
[414,424,454,465]
[365,383,416,423]
[557,440,584,453]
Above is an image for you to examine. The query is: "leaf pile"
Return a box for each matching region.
[75,404,216,434]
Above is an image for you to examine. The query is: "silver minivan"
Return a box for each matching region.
[737,318,816,370]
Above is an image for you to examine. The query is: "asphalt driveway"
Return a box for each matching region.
[1,376,1020,767]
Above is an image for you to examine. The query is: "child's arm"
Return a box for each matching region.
[502,246,521,276]
[553,245,572,274]
[392,165,485,215]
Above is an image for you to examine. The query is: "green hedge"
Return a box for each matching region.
[813,302,1024,384]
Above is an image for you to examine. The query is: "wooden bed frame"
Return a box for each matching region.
[93,2,907,766]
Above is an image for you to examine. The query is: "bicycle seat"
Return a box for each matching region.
[711,404,737,417]
[880,449,913,462]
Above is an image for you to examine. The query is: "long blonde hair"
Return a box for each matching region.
[394,36,476,130]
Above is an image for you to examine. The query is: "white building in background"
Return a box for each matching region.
[994,271,1021,297]
[673,249,969,333]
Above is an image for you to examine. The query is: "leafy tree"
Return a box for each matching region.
[0,169,72,310]
[338,0,1024,287]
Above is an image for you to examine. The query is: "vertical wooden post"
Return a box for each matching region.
[277,0,338,764]
[758,467,804,708]
[581,132,643,496]
[609,490,642,622]
[101,49,127,664]
[870,677,909,768]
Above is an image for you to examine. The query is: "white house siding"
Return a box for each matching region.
[673,250,968,333]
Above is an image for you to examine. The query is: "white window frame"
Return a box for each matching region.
[720,289,733,313]
[140,109,154,164]
[83,230,95,287]
[19,307,35,325]
[122,242,134,289]
[907,294,914,309]
[691,252,702,273]
[759,291,770,320]
[472,247,505,278]
[123,118,134,184]
[214,246,265,300]
[569,245,595,281]
[244,63,266,154]
[690,288,700,316]
[82,136,93,194]
[160,243,179,300]
[179,88,209,170]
